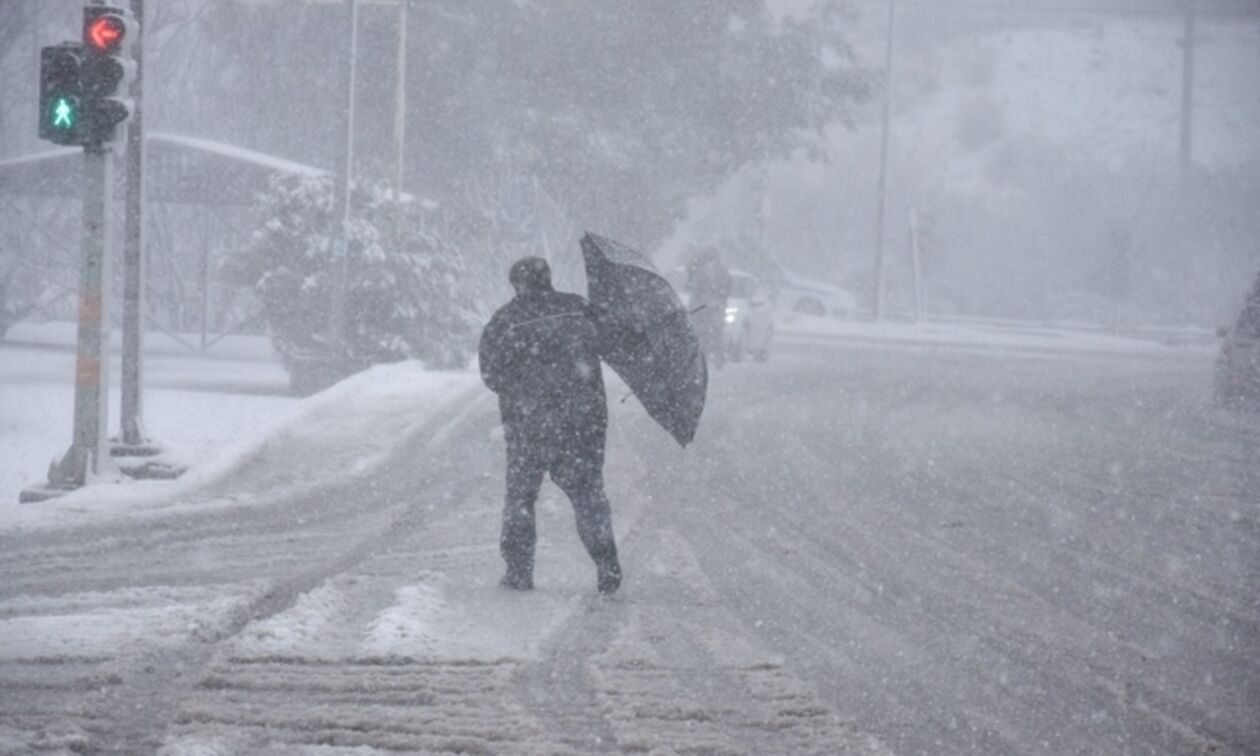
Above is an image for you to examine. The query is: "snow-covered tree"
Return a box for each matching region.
[141,1,867,251]
[222,173,475,382]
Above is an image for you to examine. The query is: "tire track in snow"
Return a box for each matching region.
[634,348,1258,754]
[157,400,609,753]
[0,386,509,752]
[498,413,889,754]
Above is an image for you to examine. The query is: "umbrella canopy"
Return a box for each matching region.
[581,232,707,446]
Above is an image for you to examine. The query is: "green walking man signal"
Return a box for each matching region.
[53,97,76,128]
[38,5,137,148]
[39,43,85,145]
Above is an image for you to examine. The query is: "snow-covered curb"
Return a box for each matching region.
[775,313,1212,357]
[1,361,481,534]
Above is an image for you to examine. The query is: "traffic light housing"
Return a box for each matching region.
[80,5,137,146]
[39,43,85,145]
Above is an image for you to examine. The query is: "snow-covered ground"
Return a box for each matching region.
[1,322,886,753]
[0,320,1253,753]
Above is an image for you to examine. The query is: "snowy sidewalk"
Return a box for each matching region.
[0,333,479,532]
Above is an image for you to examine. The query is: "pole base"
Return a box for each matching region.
[110,439,163,458]
[109,439,187,480]
[18,443,109,503]
[47,445,91,489]
[18,484,79,504]
[117,459,187,481]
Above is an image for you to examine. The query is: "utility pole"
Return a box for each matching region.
[756,164,770,254]
[117,0,146,449]
[872,0,896,320]
[909,207,923,322]
[329,0,358,363]
[1179,0,1196,184]
[393,0,408,237]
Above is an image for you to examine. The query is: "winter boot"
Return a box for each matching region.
[499,569,533,591]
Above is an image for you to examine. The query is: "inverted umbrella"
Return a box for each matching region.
[581,232,707,446]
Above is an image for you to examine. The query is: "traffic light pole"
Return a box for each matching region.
[22,3,154,501]
[28,146,116,499]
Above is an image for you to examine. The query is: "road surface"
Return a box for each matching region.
[1,340,1256,754]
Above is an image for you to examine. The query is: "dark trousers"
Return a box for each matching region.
[501,434,617,579]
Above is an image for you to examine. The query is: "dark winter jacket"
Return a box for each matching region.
[479,287,608,451]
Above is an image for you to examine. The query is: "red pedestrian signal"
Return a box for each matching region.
[85,16,125,54]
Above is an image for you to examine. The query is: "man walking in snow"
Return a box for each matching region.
[479,257,622,595]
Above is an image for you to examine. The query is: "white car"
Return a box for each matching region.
[777,272,859,318]
[724,271,774,362]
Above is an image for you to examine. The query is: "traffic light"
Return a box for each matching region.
[39,43,85,145]
[80,5,136,146]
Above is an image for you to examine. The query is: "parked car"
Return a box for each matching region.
[777,272,859,318]
[723,270,774,362]
[1215,278,1260,408]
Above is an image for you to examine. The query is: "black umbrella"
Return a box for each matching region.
[581,232,707,447]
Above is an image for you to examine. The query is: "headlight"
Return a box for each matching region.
[724,306,738,324]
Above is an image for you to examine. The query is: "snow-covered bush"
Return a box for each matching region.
[222,173,476,383]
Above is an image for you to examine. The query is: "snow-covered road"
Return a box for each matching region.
[1,341,1256,754]
[637,345,1258,754]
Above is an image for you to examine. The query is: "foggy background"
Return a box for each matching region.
[2,0,1258,351]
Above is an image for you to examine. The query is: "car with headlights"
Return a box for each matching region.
[723,271,774,362]
[667,266,775,363]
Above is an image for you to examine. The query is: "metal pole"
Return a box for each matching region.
[873,0,896,321]
[344,0,359,214]
[119,0,146,446]
[48,147,114,489]
[758,165,771,254]
[909,207,923,322]
[1179,0,1196,184]
[329,0,358,358]
[199,244,209,350]
[393,0,408,233]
